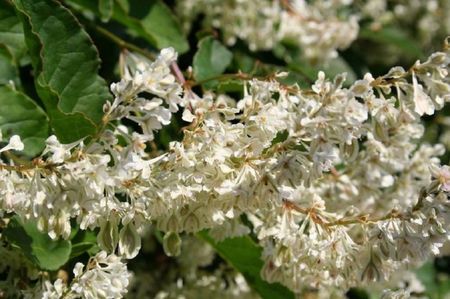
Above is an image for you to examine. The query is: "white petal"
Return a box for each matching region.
[413,74,434,116]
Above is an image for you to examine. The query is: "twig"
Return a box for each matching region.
[92,25,156,60]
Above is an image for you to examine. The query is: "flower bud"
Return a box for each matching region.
[183,212,200,233]
[379,240,391,259]
[157,214,179,232]
[162,232,181,257]
[340,140,359,162]
[274,245,291,267]
[361,258,380,282]
[53,210,71,239]
[118,222,141,259]
[97,216,119,253]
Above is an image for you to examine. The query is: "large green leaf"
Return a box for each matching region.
[12,0,111,143]
[122,0,188,54]
[0,2,27,64]
[0,49,20,86]
[193,36,233,89]
[3,216,72,271]
[359,27,424,59]
[289,55,357,86]
[416,262,450,299]
[0,85,48,156]
[67,0,189,54]
[0,2,26,87]
[198,232,295,299]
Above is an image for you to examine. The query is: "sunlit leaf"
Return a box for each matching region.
[4,216,71,271]
[0,85,49,156]
[12,0,111,142]
[198,232,295,299]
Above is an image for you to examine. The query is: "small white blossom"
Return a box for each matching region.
[70,251,130,299]
[412,72,435,116]
[0,135,24,153]
[0,44,449,297]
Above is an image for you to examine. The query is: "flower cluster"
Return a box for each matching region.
[0,37,449,297]
[175,0,359,62]
[28,251,130,299]
[361,0,450,49]
[175,0,450,66]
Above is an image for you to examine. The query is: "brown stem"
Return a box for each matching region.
[92,25,156,60]
[170,62,186,85]
[283,199,406,228]
[188,73,253,87]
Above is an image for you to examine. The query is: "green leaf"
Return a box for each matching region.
[198,232,295,299]
[67,0,189,54]
[415,262,450,298]
[0,2,27,64]
[3,216,72,271]
[99,0,113,22]
[289,55,356,86]
[70,229,99,259]
[271,130,288,146]
[323,56,357,83]
[0,49,20,86]
[359,27,424,59]
[193,36,233,89]
[12,0,111,143]
[232,52,258,74]
[115,0,129,14]
[217,79,244,94]
[0,85,49,156]
[123,0,188,53]
[416,262,438,297]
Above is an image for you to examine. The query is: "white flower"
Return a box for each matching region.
[344,98,368,125]
[42,135,79,163]
[1,45,449,297]
[431,165,450,192]
[118,221,141,259]
[41,279,66,299]
[0,135,24,153]
[175,0,358,62]
[70,251,130,299]
[351,74,374,96]
[412,72,434,116]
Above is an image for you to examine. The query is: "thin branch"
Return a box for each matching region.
[283,199,406,228]
[188,73,253,87]
[170,62,186,85]
[92,24,191,87]
[92,24,156,60]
